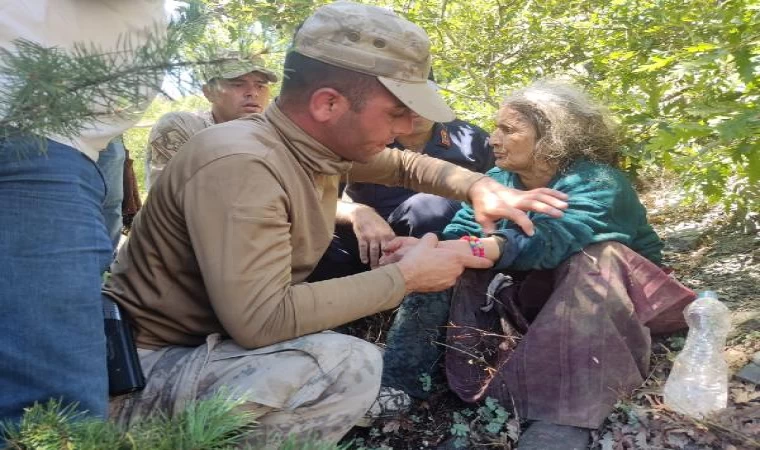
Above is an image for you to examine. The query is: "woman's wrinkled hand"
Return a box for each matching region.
[467,177,569,235]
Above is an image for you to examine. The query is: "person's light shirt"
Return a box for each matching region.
[0,0,166,160]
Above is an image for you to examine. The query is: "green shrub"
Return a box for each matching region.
[2,394,342,450]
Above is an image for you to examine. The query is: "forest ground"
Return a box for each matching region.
[339,184,760,450]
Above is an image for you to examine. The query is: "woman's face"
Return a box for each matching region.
[490,107,538,173]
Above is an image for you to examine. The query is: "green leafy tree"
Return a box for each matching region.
[205,0,758,213]
[3,0,757,212]
[0,1,271,150]
[1,15,205,144]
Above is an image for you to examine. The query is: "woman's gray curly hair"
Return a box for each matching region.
[502,81,620,171]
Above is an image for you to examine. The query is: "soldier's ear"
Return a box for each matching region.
[309,88,349,123]
[202,83,215,102]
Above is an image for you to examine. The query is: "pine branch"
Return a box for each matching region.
[0,10,247,146]
[0,395,344,450]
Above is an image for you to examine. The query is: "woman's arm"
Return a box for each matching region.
[379,235,503,265]
[437,236,504,262]
[443,162,657,271]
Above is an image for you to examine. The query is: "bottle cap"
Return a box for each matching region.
[698,290,719,299]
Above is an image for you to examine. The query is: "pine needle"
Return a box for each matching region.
[0,394,342,450]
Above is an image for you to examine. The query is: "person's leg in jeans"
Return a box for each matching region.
[381,290,451,399]
[381,194,462,398]
[307,223,369,282]
[387,193,462,238]
[0,139,112,425]
[310,194,461,282]
[98,136,126,251]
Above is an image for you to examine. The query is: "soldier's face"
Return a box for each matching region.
[206,72,271,123]
[329,87,414,163]
[408,113,435,136]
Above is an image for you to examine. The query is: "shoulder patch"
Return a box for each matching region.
[439,127,451,148]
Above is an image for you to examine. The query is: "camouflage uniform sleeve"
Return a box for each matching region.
[147,112,206,187]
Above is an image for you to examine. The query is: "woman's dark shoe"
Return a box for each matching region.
[516,421,591,450]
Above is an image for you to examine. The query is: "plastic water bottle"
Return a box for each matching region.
[663,290,731,418]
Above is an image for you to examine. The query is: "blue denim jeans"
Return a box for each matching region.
[0,139,112,425]
[386,193,461,238]
[97,136,126,251]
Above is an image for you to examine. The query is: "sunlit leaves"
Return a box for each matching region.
[206,0,759,211]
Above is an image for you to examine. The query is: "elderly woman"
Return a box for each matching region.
[380,82,695,449]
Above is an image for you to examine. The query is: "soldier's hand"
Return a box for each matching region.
[350,204,396,268]
[379,236,419,266]
[395,233,492,293]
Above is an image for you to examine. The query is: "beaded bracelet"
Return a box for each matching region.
[460,235,485,258]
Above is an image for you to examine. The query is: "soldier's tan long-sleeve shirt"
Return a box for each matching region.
[103,103,485,350]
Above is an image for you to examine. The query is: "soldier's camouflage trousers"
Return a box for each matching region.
[109,331,382,446]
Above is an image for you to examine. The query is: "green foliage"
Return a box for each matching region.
[205,0,759,212]
[477,397,509,435]
[2,400,122,449]
[1,395,341,450]
[350,436,388,450]
[450,422,469,437]
[4,0,757,212]
[449,422,469,449]
[417,0,759,212]
[0,13,227,145]
[447,397,513,448]
[667,335,687,352]
[418,373,433,393]
[2,394,255,449]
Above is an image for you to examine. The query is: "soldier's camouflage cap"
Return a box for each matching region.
[206,54,278,83]
[292,1,454,122]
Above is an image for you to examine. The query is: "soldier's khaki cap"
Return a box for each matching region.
[206,54,278,83]
[292,1,454,122]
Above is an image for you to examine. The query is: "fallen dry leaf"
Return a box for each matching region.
[382,420,401,434]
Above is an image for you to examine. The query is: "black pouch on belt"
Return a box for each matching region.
[103,296,146,396]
